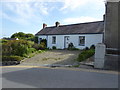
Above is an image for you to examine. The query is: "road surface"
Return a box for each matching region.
[1,66,118,88]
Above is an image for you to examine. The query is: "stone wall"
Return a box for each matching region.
[104,54,118,70]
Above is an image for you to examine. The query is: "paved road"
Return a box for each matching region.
[1,66,118,88]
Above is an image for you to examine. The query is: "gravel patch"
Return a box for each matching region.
[19,50,81,66]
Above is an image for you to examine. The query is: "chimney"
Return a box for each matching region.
[43,23,47,29]
[55,21,60,27]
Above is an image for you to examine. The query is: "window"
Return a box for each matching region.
[79,36,85,46]
[52,36,56,44]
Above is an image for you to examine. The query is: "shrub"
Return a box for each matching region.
[52,46,56,49]
[90,45,95,49]
[36,39,47,50]
[77,49,95,62]
[2,56,23,62]
[0,39,8,43]
[84,47,89,50]
[32,43,43,50]
[27,48,36,54]
[2,40,35,57]
[40,39,47,47]
[39,42,47,50]
[34,37,38,43]
[68,42,74,50]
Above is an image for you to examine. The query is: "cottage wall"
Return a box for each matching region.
[38,34,103,49]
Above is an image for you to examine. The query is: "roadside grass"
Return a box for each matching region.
[25,50,47,58]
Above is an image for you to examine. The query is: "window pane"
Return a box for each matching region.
[79,36,85,46]
[52,36,56,44]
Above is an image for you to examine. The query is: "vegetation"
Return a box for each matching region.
[2,38,48,63]
[77,48,95,62]
[68,42,74,50]
[34,36,38,43]
[2,32,48,64]
[52,46,56,49]
[2,40,35,57]
[2,56,23,62]
[39,39,47,50]
[84,47,89,50]
[0,39,8,44]
[68,43,79,50]
[90,44,95,49]
[11,32,35,41]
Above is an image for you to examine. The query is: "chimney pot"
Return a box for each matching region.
[43,23,47,29]
[55,21,60,27]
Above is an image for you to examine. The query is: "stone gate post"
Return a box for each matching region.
[94,43,106,69]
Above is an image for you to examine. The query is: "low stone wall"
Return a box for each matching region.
[104,54,118,70]
[2,61,20,66]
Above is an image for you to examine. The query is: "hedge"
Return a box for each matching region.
[77,49,95,62]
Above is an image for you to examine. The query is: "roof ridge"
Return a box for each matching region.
[45,20,104,28]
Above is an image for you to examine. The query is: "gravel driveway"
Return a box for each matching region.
[20,50,80,66]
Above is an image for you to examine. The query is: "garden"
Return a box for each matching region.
[1,32,47,65]
[1,32,96,66]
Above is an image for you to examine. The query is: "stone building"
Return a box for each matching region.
[104,0,119,50]
[101,0,119,70]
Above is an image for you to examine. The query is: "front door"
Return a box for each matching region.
[64,36,70,48]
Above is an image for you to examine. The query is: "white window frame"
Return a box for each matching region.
[79,36,85,46]
[52,36,56,44]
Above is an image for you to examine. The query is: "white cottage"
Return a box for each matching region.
[35,21,104,49]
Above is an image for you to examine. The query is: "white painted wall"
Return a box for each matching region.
[38,34,103,49]
[38,35,47,44]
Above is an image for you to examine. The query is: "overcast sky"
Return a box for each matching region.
[0,0,105,38]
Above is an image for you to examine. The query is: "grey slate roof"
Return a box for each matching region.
[36,21,104,35]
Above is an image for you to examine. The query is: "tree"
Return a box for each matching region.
[11,32,35,41]
[11,32,25,39]
[25,34,34,38]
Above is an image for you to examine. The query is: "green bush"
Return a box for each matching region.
[32,43,40,50]
[2,56,23,62]
[11,32,35,41]
[0,39,8,43]
[39,42,47,50]
[77,49,95,62]
[68,43,74,50]
[84,47,89,50]
[52,46,56,49]
[90,44,95,49]
[36,39,47,50]
[2,40,35,57]
[27,48,36,54]
[34,37,38,43]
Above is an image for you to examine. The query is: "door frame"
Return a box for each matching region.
[64,36,70,49]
